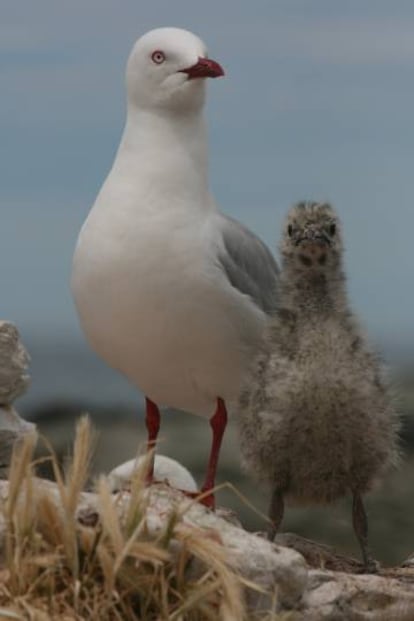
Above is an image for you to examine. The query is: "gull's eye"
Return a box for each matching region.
[151,50,166,65]
[329,223,336,236]
[287,224,293,237]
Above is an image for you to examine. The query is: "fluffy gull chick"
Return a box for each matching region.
[238,201,399,570]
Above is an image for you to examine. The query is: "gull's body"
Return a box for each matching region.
[73,171,271,416]
[71,27,278,501]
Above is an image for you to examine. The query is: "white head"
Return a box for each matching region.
[126,27,224,115]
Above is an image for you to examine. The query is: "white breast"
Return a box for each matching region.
[72,196,265,417]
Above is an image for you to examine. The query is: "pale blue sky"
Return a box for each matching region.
[1,1,414,361]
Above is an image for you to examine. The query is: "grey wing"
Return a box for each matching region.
[218,215,279,314]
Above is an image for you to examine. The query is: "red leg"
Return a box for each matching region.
[145,397,160,483]
[200,398,228,510]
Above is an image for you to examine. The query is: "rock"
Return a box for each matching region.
[275,532,364,573]
[140,484,308,611]
[0,471,413,618]
[274,534,414,619]
[0,321,30,404]
[401,552,414,568]
[112,460,305,611]
[0,478,308,614]
[0,406,36,473]
[0,322,35,476]
[108,454,198,493]
[303,567,414,620]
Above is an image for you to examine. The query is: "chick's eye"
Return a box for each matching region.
[329,223,336,236]
[287,224,293,237]
[151,50,165,65]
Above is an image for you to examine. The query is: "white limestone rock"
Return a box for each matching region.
[1,477,412,618]
[140,484,308,610]
[303,568,414,620]
[0,477,307,612]
[108,454,198,493]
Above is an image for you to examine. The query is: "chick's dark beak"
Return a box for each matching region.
[297,233,330,267]
[180,57,225,79]
[296,231,331,247]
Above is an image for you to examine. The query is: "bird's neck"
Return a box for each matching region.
[280,264,348,319]
[114,105,210,207]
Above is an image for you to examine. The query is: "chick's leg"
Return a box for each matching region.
[352,491,378,573]
[268,488,285,541]
[145,397,161,483]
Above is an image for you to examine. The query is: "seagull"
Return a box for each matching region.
[71,27,279,508]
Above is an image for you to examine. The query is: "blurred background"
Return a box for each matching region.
[1,0,413,565]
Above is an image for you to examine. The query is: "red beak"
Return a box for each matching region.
[180,57,225,80]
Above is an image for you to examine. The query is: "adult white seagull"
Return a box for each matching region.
[71,27,279,508]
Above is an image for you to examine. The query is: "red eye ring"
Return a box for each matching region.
[151,50,165,64]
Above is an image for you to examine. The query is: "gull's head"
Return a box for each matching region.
[280,202,343,273]
[126,27,224,114]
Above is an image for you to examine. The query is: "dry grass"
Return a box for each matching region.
[0,418,285,620]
